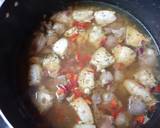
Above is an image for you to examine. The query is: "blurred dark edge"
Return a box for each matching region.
[0,0,160,128]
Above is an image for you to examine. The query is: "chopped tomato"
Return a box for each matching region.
[75,52,91,63]
[135,115,145,124]
[111,107,124,119]
[112,111,119,119]
[110,99,118,109]
[75,52,91,68]
[72,88,83,98]
[66,73,78,90]
[56,88,65,94]
[66,72,78,82]
[73,21,91,29]
[69,33,79,43]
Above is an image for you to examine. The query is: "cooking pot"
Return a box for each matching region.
[0,0,160,128]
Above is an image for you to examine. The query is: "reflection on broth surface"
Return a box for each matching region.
[28,2,160,128]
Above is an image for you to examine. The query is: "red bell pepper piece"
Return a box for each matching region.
[66,73,78,91]
[110,99,118,109]
[69,33,79,43]
[72,88,83,98]
[73,21,91,29]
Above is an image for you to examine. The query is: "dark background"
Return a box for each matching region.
[0,0,160,128]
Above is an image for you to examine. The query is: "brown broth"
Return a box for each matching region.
[28,2,160,128]
[45,102,78,128]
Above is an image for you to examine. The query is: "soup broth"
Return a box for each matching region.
[28,2,160,128]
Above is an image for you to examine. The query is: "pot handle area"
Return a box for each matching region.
[0,110,13,128]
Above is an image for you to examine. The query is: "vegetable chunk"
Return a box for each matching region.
[29,64,42,86]
[89,26,104,48]
[112,45,136,67]
[32,86,54,113]
[42,53,60,77]
[72,10,94,22]
[123,80,156,107]
[74,124,96,128]
[78,67,95,94]
[134,69,156,88]
[90,47,115,71]
[52,22,66,35]
[128,95,147,115]
[52,38,68,58]
[70,97,94,124]
[126,26,147,47]
[94,10,117,26]
[100,70,113,86]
